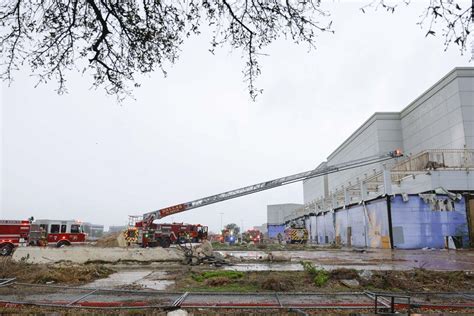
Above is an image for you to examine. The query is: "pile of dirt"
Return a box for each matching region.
[95,232,121,247]
[0,257,114,284]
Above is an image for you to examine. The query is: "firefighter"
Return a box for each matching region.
[39,226,48,247]
[277,233,283,245]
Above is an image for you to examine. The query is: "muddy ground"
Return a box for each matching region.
[2,256,473,293]
[2,246,474,314]
[0,257,114,284]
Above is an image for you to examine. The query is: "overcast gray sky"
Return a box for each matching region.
[1,1,471,232]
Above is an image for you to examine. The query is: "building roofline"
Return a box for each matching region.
[325,67,474,162]
[267,203,303,207]
[400,67,474,118]
[327,112,400,161]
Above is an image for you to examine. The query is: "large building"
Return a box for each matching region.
[267,203,303,238]
[292,67,474,249]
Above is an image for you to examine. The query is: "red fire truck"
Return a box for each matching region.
[0,219,87,255]
[133,221,208,248]
[243,229,263,243]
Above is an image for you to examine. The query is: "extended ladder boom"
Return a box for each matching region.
[143,150,402,222]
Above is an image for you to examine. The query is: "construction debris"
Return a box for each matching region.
[178,241,230,267]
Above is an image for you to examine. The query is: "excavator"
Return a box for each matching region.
[133,150,403,248]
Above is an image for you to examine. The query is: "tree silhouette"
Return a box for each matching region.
[0,1,471,100]
[224,223,240,235]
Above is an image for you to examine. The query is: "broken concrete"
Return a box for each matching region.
[340,279,360,288]
[12,246,183,264]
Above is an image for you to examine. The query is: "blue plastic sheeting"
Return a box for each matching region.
[267,224,285,238]
[338,199,390,248]
[308,198,391,248]
[391,195,468,249]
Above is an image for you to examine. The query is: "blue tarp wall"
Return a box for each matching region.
[267,224,285,238]
[303,194,469,249]
[391,195,469,249]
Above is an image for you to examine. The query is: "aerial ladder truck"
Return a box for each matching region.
[134,150,403,248]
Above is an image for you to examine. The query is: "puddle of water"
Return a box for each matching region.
[85,270,175,290]
[86,271,150,288]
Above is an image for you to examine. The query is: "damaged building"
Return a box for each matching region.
[287,67,474,249]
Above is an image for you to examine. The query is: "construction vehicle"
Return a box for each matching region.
[135,150,402,247]
[242,229,263,243]
[0,218,86,256]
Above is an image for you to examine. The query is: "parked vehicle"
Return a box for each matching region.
[0,218,86,256]
[243,229,263,243]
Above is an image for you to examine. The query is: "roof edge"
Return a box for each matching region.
[327,112,401,161]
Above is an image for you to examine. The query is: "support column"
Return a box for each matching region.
[383,164,393,195]
[343,186,350,206]
[359,178,367,201]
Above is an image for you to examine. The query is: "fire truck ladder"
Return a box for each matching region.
[143,150,403,222]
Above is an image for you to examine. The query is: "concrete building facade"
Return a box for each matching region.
[267,203,303,238]
[297,67,474,249]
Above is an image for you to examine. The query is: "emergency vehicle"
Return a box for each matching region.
[0,219,86,255]
[139,150,402,248]
[284,219,309,244]
[130,220,208,248]
[220,228,237,245]
[243,229,263,243]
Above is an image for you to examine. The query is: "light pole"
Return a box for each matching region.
[219,212,224,231]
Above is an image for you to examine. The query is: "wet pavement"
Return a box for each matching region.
[217,248,474,271]
[86,270,175,290]
[2,283,473,311]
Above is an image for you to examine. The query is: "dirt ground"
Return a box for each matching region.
[0,257,114,284]
[173,266,474,293]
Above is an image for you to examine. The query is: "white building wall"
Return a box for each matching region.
[267,203,303,225]
[302,67,474,207]
[303,113,402,205]
[401,73,467,155]
[459,76,474,149]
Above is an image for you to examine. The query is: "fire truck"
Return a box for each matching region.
[284,219,309,244]
[243,229,263,243]
[131,220,208,248]
[0,219,86,256]
[135,150,403,248]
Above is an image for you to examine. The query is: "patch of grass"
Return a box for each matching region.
[192,270,244,282]
[301,261,330,287]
